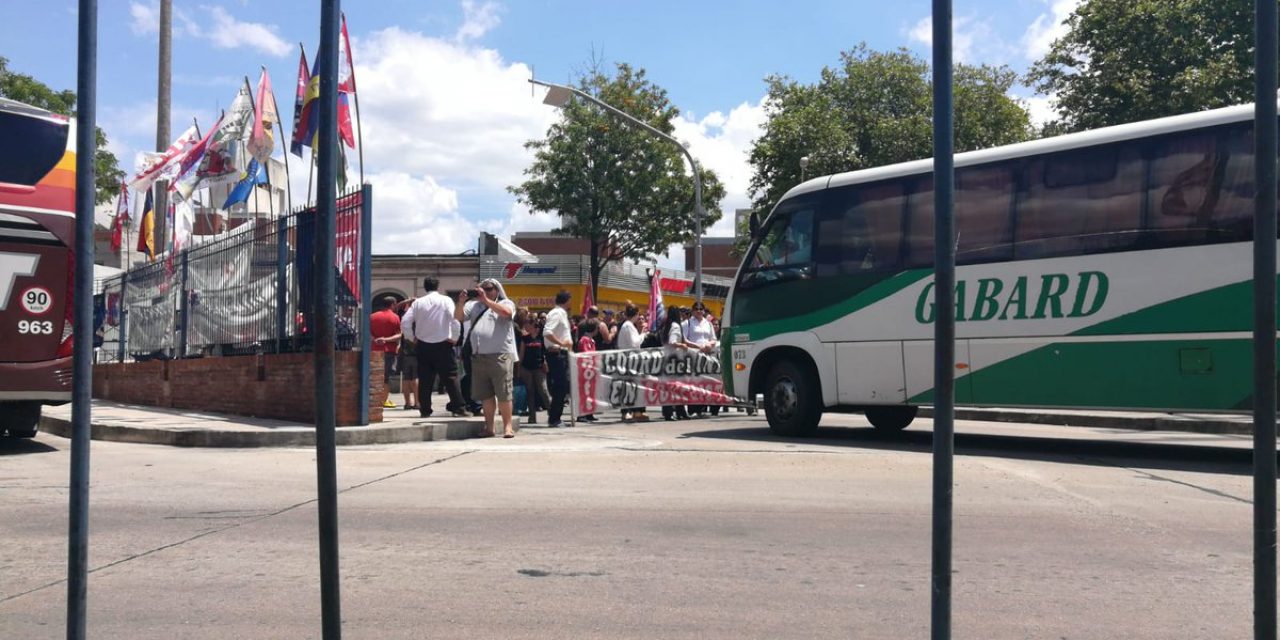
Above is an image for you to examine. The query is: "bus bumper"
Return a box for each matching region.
[0,356,73,403]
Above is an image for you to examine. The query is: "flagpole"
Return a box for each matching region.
[276,89,294,214]
[344,12,365,187]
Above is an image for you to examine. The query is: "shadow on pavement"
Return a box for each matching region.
[680,425,1266,476]
[0,437,60,456]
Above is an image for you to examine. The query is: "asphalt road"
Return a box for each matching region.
[0,412,1266,639]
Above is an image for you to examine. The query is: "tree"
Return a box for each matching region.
[1027,0,1262,133]
[510,62,725,299]
[0,56,125,203]
[747,45,1032,214]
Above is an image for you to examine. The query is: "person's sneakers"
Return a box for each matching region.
[383,398,398,408]
[548,421,565,428]
[452,409,473,417]
[579,415,598,423]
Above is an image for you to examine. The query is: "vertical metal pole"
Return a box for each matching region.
[930,1,955,639]
[690,155,704,304]
[117,271,128,362]
[358,183,372,425]
[177,251,189,358]
[315,2,343,637]
[67,1,97,637]
[277,216,289,353]
[1254,2,1278,638]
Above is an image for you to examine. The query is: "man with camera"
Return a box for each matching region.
[455,278,519,438]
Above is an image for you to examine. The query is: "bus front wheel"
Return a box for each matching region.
[865,406,918,433]
[763,359,822,437]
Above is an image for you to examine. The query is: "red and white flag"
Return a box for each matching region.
[647,269,665,327]
[339,14,357,94]
[129,125,200,191]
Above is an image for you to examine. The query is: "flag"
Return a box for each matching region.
[290,46,311,157]
[248,68,279,164]
[136,189,155,259]
[647,269,664,328]
[222,158,268,209]
[580,282,595,317]
[298,50,356,152]
[172,198,194,254]
[129,125,199,191]
[109,182,129,252]
[169,114,223,201]
[339,14,357,94]
[200,80,255,185]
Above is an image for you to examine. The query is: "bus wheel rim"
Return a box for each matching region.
[771,376,798,419]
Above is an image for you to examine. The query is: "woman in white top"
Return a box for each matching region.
[616,302,649,422]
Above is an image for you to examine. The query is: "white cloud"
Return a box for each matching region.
[1022,0,1082,61]
[356,26,557,199]
[907,15,1010,65]
[201,6,292,57]
[127,2,290,57]
[456,0,502,42]
[367,172,473,254]
[128,1,158,35]
[1020,94,1058,128]
[671,99,767,237]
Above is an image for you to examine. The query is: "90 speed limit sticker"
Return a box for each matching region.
[21,287,52,314]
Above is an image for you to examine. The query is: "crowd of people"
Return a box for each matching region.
[369,277,727,439]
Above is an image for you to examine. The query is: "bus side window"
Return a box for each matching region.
[1147,127,1251,245]
[955,164,1015,264]
[1016,143,1144,259]
[818,183,905,276]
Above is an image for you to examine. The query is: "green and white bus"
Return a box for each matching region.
[722,102,1273,436]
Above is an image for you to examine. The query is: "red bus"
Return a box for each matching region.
[0,98,76,438]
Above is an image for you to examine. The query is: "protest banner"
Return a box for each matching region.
[569,347,737,418]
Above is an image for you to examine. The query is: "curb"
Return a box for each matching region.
[919,407,1252,436]
[39,415,487,448]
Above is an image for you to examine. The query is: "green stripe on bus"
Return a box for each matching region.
[733,270,931,341]
[910,338,1263,410]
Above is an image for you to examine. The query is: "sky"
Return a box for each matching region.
[0,0,1079,265]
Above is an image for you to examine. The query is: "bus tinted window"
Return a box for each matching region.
[817,182,905,276]
[1147,127,1252,244]
[0,110,68,186]
[1016,143,1144,258]
[905,164,1015,267]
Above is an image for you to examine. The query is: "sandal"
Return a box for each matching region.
[503,432,515,438]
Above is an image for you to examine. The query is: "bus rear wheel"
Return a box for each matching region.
[1,402,41,438]
[865,406,918,433]
[763,359,822,437]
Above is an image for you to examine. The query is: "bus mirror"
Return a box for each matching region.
[749,211,761,237]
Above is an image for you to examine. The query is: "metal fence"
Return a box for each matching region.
[96,186,368,361]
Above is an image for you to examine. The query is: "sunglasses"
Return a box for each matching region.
[481,286,496,291]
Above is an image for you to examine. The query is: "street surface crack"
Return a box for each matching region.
[0,451,472,605]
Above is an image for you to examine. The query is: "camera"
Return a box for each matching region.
[466,288,480,299]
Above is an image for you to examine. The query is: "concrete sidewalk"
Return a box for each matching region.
[38,400,1258,448]
[40,401,488,448]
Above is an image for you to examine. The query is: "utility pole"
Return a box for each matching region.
[153,0,171,253]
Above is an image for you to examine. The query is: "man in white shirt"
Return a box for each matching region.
[615,302,649,422]
[401,276,468,418]
[542,290,573,427]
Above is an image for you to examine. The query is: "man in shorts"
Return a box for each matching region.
[455,278,518,438]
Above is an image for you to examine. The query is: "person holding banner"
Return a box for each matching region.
[683,301,720,417]
[616,302,650,422]
[457,278,519,438]
[660,309,692,422]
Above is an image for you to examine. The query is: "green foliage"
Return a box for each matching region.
[747,44,1032,214]
[1027,0,1262,132]
[0,56,125,204]
[510,62,725,294]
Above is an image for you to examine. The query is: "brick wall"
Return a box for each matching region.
[93,351,381,426]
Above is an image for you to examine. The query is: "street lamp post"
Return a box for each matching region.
[530,78,706,302]
[800,155,810,182]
